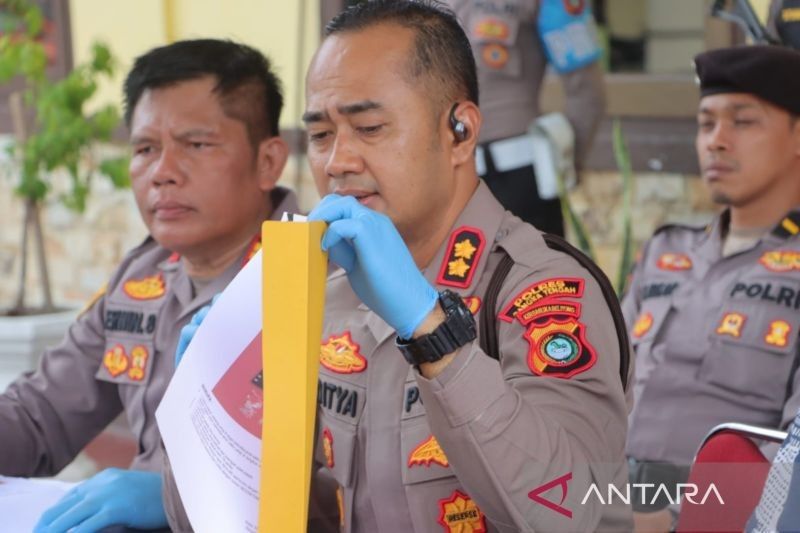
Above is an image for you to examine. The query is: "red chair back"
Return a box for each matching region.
[676,430,771,532]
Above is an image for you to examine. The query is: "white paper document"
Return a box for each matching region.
[156,250,265,533]
[0,476,75,532]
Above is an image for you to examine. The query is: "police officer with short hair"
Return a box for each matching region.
[163,2,632,531]
[624,45,800,530]
[8,39,297,533]
[443,0,606,236]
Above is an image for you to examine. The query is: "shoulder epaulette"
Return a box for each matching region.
[772,211,800,239]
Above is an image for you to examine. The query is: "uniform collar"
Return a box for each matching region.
[365,180,506,345]
[767,207,800,241]
[695,206,800,259]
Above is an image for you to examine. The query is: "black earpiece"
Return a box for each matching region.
[448,103,468,142]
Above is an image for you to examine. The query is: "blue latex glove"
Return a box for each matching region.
[308,194,439,339]
[175,294,219,366]
[34,468,166,533]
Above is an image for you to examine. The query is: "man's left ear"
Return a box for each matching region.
[449,102,481,166]
[257,136,290,191]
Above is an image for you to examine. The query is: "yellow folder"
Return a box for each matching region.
[260,220,327,532]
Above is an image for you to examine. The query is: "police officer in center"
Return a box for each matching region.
[7,39,296,533]
[163,1,632,531]
[623,45,800,531]
[443,0,606,236]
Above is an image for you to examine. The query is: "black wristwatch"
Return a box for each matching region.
[396,290,477,366]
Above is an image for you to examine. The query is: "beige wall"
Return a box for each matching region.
[70,0,320,130]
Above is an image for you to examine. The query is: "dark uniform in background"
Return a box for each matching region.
[444,0,606,236]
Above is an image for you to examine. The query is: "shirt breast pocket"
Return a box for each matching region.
[315,373,365,488]
[702,300,800,404]
[96,336,155,386]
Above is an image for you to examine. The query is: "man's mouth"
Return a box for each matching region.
[334,189,378,206]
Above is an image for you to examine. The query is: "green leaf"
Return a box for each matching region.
[612,119,635,297]
[90,42,114,75]
[99,157,131,189]
[23,4,43,37]
[557,151,596,260]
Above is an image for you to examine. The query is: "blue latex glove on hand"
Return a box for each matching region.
[309,194,439,339]
[175,294,219,366]
[34,468,166,533]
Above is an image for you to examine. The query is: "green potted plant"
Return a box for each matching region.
[0,0,129,388]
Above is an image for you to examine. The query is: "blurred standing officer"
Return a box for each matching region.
[623,45,800,531]
[163,1,631,531]
[3,39,295,533]
[444,0,606,236]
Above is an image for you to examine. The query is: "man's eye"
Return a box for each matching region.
[190,142,210,149]
[357,124,383,135]
[309,131,331,142]
[134,146,153,155]
[698,121,714,131]
[734,119,756,127]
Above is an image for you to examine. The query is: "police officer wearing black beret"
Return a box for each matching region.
[624,44,800,531]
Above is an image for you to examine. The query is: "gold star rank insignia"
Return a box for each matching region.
[437,227,486,289]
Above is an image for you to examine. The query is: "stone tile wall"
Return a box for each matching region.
[0,148,720,310]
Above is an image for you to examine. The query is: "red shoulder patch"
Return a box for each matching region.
[436,227,486,289]
[499,278,585,323]
[524,318,597,379]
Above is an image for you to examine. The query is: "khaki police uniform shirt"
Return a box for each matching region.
[163,181,632,532]
[623,209,800,466]
[444,0,605,165]
[0,187,297,478]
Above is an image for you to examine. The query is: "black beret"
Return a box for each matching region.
[694,45,800,115]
